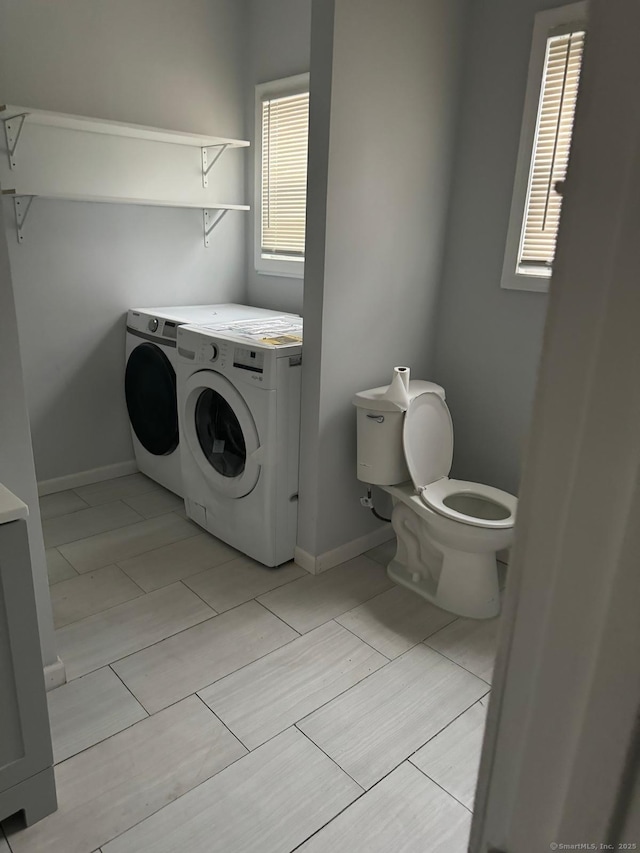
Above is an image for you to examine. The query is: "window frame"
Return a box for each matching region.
[501,1,587,293]
[254,73,310,279]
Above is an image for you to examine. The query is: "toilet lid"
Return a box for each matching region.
[402,392,453,489]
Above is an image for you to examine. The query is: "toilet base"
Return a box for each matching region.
[388,550,500,619]
[388,499,501,619]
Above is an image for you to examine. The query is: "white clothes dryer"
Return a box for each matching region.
[125,304,295,496]
[176,316,303,566]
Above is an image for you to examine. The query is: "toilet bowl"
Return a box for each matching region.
[353,380,517,619]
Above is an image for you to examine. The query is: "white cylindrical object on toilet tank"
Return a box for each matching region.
[383,369,410,409]
[395,366,410,391]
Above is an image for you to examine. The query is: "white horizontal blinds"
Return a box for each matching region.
[519,28,585,272]
[261,90,309,258]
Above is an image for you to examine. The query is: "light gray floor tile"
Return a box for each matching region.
[46,548,78,585]
[102,727,361,853]
[117,533,239,592]
[58,513,198,573]
[39,490,89,520]
[184,555,306,613]
[365,537,397,567]
[113,601,298,713]
[257,555,394,633]
[4,696,245,853]
[121,487,184,518]
[199,621,387,748]
[425,617,500,683]
[336,584,457,659]
[50,565,144,629]
[298,643,488,789]
[297,761,471,852]
[56,583,214,680]
[73,473,160,506]
[43,501,143,549]
[410,697,489,810]
[47,667,147,763]
[0,828,9,853]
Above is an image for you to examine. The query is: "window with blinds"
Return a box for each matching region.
[260,89,309,261]
[518,28,586,274]
[501,2,587,292]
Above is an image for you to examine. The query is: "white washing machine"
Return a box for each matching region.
[125,304,295,496]
[176,315,303,566]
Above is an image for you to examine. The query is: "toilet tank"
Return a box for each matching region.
[352,380,445,485]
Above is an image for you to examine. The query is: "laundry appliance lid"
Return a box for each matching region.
[402,392,453,489]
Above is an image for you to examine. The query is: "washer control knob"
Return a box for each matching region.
[147,318,159,333]
[207,344,219,362]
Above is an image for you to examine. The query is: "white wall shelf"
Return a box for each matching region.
[1,188,249,245]
[0,188,250,209]
[0,104,249,162]
[0,104,250,245]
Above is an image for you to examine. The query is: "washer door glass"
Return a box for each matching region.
[125,342,178,456]
[195,389,246,478]
[183,370,261,499]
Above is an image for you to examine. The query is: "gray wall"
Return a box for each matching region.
[244,0,311,315]
[0,0,249,483]
[0,201,56,668]
[434,0,563,496]
[298,0,467,557]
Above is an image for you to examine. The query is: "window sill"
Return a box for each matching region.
[255,255,305,280]
[501,270,551,293]
[255,267,304,280]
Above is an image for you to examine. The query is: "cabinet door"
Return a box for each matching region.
[0,520,53,794]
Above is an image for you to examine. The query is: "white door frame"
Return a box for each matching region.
[472,0,640,848]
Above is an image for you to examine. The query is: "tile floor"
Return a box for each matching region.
[2,473,501,853]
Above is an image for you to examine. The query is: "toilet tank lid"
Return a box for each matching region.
[403,391,453,488]
[353,380,445,412]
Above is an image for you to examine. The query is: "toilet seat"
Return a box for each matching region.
[402,392,453,486]
[420,478,517,529]
[402,392,516,530]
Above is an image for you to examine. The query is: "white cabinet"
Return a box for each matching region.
[0,484,56,827]
[0,105,250,245]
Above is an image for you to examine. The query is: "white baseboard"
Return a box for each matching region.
[43,657,66,692]
[38,460,138,496]
[293,547,316,574]
[295,525,395,575]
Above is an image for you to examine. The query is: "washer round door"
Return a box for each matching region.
[183,370,260,498]
[125,342,179,456]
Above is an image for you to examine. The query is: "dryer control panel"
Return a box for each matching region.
[127,310,179,342]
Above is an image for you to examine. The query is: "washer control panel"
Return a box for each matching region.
[177,325,302,390]
[233,347,265,374]
[194,338,232,372]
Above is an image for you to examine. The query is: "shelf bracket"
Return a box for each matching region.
[3,113,28,169]
[12,195,35,243]
[203,208,228,247]
[201,143,230,188]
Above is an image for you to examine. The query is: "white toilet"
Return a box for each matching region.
[353,379,517,619]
